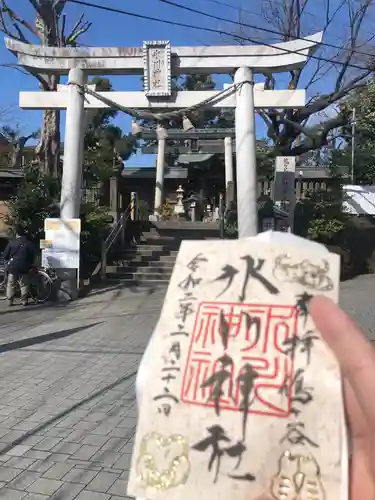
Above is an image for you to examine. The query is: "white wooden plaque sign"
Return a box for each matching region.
[143,40,172,97]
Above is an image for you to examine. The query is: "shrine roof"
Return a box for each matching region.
[120,165,347,180]
[122,166,188,179]
[176,153,215,164]
[0,168,23,178]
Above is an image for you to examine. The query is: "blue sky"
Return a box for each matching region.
[0,0,345,166]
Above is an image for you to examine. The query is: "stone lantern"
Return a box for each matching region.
[174,185,185,216]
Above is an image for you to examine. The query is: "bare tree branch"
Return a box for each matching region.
[291,112,347,155]
[0,0,42,41]
[2,0,91,175]
[0,62,29,76]
[26,0,43,17]
[230,0,375,156]
[335,0,372,91]
[60,13,66,43]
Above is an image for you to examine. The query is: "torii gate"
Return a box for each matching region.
[6,34,322,238]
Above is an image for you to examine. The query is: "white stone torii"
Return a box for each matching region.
[20,82,306,214]
[6,34,322,240]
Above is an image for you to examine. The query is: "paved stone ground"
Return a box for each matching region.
[0,283,166,500]
[340,274,375,341]
[0,275,373,499]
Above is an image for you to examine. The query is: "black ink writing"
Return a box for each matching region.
[280,422,318,448]
[178,273,202,291]
[240,255,280,301]
[219,310,230,350]
[162,366,180,373]
[176,294,196,323]
[192,425,255,483]
[237,363,258,440]
[161,365,180,384]
[158,254,202,417]
[279,368,314,416]
[169,341,181,361]
[295,292,313,325]
[157,403,171,416]
[218,311,260,352]
[153,387,179,404]
[214,265,239,297]
[214,257,280,300]
[228,473,256,481]
[201,354,234,416]
[187,253,208,273]
[242,313,261,348]
[283,331,318,366]
[170,324,189,337]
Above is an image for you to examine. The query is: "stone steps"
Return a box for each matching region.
[120,248,179,258]
[107,271,172,282]
[111,260,175,268]
[114,254,176,264]
[106,278,171,286]
[107,220,221,285]
[107,265,174,275]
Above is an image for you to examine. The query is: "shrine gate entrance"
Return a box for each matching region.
[7,34,321,239]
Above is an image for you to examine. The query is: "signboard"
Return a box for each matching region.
[41,218,81,269]
[143,41,171,97]
[275,156,296,173]
[40,240,53,249]
[273,157,296,231]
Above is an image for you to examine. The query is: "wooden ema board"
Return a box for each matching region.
[128,238,346,500]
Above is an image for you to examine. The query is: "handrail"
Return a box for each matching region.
[91,204,132,279]
[106,205,131,250]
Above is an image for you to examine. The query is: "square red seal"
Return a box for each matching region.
[180,301,300,418]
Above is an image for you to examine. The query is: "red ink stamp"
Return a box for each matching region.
[181,301,300,418]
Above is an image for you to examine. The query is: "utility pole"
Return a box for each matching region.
[351,107,356,184]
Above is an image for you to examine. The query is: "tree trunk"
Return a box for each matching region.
[1,1,92,177]
[34,8,61,177]
[37,108,61,176]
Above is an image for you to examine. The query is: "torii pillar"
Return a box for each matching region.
[60,68,86,220]
[235,67,257,237]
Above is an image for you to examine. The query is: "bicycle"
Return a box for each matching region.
[0,262,57,304]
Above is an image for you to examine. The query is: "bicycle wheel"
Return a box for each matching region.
[0,271,6,296]
[31,270,53,303]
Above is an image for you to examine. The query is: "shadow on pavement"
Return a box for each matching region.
[0,321,103,353]
[0,369,137,457]
[21,347,145,355]
[0,300,71,316]
[85,280,166,299]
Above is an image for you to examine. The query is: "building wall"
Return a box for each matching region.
[0,200,9,235]
[0,180,21,236]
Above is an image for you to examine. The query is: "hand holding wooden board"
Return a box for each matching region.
[128,235,347,500]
